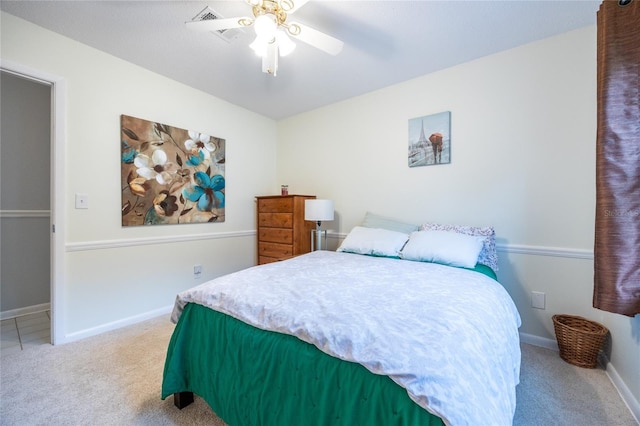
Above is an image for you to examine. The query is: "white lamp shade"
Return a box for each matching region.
[276,29,296,56]
[249,36,268,57]
[305,199,334,221]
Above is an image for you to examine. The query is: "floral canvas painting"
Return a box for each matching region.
[408,111,451,167]
[120,115,225,226]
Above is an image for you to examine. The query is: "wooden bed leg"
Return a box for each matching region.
[173,391,194,409]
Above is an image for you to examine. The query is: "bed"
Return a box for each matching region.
[162,222,521,426]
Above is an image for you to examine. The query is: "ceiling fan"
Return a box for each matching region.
[186,0,344,76]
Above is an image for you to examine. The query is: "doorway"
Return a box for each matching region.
[0,71,51,350]
[0,62,66,345]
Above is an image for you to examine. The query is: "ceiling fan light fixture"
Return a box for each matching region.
[249,36,268,57]
[276,29,296,57]
[254,14,277,40]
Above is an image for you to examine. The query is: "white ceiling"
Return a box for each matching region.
[1,0,600,120]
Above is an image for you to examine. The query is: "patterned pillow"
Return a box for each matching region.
[419,223,498,273]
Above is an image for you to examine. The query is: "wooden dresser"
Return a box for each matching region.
[256,195,316,265]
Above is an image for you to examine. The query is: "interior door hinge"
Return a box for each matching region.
[52,224,56,233]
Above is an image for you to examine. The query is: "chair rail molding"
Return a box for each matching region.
[66,230,256,252]
[327,232,593,259]
[0,209,51,218]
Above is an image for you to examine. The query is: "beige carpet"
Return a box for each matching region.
[0,315,637,426]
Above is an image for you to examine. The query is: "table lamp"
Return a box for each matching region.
[304,199,334,251]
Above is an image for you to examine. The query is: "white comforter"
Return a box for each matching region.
[172,250,521,426]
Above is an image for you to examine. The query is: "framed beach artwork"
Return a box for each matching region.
[120,115,226,226]
[408,111,451,167]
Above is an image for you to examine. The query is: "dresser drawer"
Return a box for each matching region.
[258,242,293,258]
[259,228,293,244]
[258,255,284,265]
[258,212,293,228]
[258,197,293,213]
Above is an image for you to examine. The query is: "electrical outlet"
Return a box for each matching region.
[75,193,89,209]
[193,264,202,279]
[531,291,546,310]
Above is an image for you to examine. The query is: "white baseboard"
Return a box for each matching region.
[603,355,640,424]
[0,303,51,320]
[59,304,173,344]
[520,332,639,424]
[519,332,559,351]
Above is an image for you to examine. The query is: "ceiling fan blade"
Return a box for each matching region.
[185,17,250,32]
[288,21,344,56]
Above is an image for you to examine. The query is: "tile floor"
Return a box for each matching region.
[0,311,51,356]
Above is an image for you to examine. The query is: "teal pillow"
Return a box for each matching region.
[337,226,409,258]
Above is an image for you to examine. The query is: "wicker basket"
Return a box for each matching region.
[552,314,608,369]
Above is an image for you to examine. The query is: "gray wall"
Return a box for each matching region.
[1,71,51,312]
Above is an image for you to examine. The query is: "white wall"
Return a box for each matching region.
[1,12,277,339]
[277,26,639,419]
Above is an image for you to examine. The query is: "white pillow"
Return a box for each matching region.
[419,222,498,272]
[337,226,409,258]
[401,230,485,268]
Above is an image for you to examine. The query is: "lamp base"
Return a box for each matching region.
[311,228,327,251]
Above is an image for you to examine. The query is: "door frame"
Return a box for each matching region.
[1,60,66,345]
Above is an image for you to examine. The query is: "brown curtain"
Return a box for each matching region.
[593,0,640,317]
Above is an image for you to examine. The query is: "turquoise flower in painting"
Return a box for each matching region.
[185,149,205,167]
[183,172,225,211]
[121,140,137,164]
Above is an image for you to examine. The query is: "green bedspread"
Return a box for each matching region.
[162,302,445,426]
[467,263,497,280]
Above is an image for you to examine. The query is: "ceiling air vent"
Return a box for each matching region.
[192,6,244,43]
